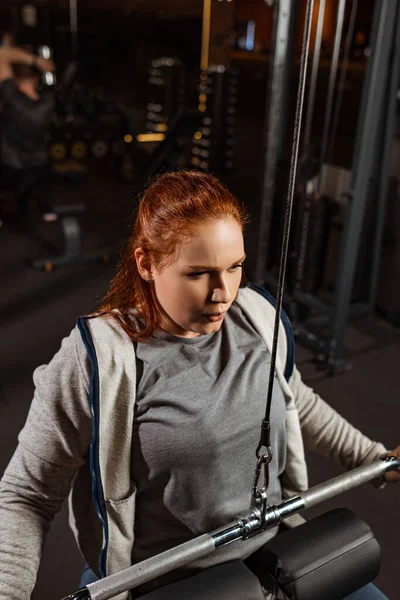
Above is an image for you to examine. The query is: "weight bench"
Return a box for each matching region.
[31,203,111,271]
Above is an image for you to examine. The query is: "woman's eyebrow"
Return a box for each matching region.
[187,254,247,270]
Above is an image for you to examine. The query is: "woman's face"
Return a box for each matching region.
[145,217,246,338]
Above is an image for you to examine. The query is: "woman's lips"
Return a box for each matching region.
[204,312,225,322]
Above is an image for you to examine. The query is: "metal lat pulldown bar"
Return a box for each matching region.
[61,457,400,600]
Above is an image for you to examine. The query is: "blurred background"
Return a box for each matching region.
[0,0,399,598]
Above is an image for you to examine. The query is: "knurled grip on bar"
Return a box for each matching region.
[87,533,215,600]
[301,455,399,509]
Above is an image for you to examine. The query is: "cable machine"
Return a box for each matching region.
[60,2,400,599]
[256,0,400,372]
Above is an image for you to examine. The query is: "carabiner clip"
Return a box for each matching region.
[252,449,272,501]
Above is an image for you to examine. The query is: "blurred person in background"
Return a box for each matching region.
[1,30,16,48]
[0,42,56,226]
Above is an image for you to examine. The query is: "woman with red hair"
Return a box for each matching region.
[0,170,398,600]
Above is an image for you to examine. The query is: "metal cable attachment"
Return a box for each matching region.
[253,419,273,520]
[252,454,272,499]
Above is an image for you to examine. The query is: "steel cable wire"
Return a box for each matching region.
[262,0,316,432]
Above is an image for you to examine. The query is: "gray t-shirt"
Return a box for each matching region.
[131,301,287,593]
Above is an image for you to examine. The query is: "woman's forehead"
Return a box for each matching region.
[175,219,245,265]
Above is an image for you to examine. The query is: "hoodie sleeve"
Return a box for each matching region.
[0,327,91,600]
[289,365,387,470]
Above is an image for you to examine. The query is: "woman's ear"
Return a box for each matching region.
[134,248,152,281]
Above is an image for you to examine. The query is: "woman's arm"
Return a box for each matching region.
[0,47,55,82]
[0,328,91,600]
[289,365,387,470]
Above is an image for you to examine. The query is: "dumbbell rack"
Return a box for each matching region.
[146,58,186,135]
[191,65,238,172]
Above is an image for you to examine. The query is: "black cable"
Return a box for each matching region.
[257,0,316,456]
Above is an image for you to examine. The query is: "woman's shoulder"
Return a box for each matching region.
[32,325,91,414]
[79,310,141,340]
[236,284,295,381]
[236,284,278,314]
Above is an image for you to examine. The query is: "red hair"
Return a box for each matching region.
[93,170,250,342]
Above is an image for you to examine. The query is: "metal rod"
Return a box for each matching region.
[326,0,359,164]
[351,0,382,180]
[302,0,326,158]
[69,0,78,60]
[367,1,400,311]
[318,0,346,173]
[255,0,297,284]
[61,458,399,600]
[301,457,395,509]
[200,0,212,71]
[87,534,216,600]
[328,0,398,366]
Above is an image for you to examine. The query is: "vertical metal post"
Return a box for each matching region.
[69,0,78,61]
[328,0,398,367]
[302,0,326,157]
[351,0,382,184]
[319,0,346,168]
[201,0,212,71]
[367,3,400,311]
[255,0,298,284]
[326,0,359,163]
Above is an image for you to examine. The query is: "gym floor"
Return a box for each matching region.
[0,127,399,599]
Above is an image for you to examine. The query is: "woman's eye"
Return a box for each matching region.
[228,264,243,272]
[187,264,243,278]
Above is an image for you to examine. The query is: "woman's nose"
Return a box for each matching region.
[210,277,232,304]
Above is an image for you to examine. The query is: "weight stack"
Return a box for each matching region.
[146,57,186,134]
[191,65,237,173]
[288,191,337,294]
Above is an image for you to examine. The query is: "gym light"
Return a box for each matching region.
[136,133,166,143]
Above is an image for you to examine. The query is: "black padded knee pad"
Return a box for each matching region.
[137,559,266,600]
[255,508,381,600]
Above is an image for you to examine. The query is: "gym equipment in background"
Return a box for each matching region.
[146,58,186,135]
[37,44,56,87]
[255,0,400,372]
[30,169,113,272]
[48,84,130,169]
[191,65,238,172]
[133,109,203,191]
[286,0,346,298]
